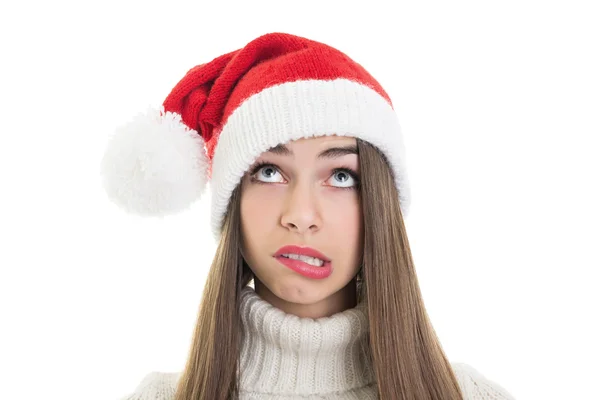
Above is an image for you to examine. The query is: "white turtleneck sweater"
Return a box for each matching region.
[120,286,515,399]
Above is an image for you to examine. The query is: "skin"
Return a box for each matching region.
[240,135,364,319]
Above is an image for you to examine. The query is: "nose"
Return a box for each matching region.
[280,180,321,234]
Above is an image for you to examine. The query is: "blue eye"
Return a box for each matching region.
[329,170,357,189]
[256,165,283,183]
[249,162,360,190]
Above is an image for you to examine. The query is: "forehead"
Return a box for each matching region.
[290,135,357,147]
[266,136,358,156]
[256,135,359,160]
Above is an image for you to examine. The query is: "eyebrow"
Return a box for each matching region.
[267,143,358,159]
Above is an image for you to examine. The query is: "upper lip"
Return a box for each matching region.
[273,245,331,262]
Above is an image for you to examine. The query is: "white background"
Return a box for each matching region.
[1,1,598,399]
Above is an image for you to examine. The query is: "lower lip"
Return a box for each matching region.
[275,256,333,279]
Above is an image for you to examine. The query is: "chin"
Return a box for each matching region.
[253,259,344,305]
[271,279,332,304]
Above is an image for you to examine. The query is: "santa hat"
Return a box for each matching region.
[101,32,411,240]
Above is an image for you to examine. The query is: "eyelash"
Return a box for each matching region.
[248,161,361,191]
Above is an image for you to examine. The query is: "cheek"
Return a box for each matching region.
[240,186,280,238]
[324,196,363,276]
[324,194,362,243]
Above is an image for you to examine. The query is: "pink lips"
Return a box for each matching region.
[273,245,331,261]
[273,245,332,280]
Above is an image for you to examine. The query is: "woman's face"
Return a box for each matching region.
[240,135,364,318]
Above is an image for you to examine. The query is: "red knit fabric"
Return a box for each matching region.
[161,32,392,162]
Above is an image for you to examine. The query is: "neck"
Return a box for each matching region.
[238,285,377,398]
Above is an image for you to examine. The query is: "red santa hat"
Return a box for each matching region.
[101,32,411,240]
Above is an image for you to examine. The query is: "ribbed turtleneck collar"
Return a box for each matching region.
[238,285,378,399]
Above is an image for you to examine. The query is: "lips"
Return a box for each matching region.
[273,245,331,262]
[275,255,333,279]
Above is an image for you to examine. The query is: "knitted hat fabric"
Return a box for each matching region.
[101,32,411,240]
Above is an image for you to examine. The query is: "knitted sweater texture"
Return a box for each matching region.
[121,286,514,399]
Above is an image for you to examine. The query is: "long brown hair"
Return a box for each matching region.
[173,138,463,399]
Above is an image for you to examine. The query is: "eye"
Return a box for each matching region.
[251,163,285,183]
[249,162,360,190]
[328,169,358,189]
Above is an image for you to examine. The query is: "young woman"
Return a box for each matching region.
[103,32,515,400]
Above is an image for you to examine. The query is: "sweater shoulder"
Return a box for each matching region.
[450,362,515,400]
[120,365,511,399]
[119,371,179,400]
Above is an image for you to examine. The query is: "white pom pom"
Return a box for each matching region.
[100,107,209,216]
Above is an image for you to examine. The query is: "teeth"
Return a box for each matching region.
[281,253,325,267]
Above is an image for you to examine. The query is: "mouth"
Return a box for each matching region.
[273,245,331,263]
[274,254,333,279]
[278,253,327,267]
